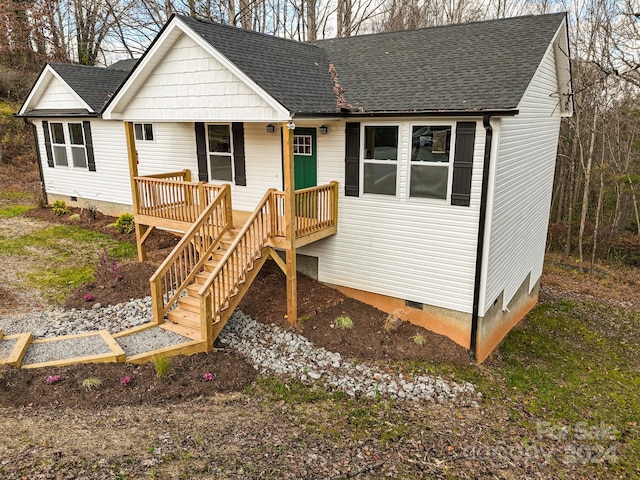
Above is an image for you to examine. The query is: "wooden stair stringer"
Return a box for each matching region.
[209,246,273,344]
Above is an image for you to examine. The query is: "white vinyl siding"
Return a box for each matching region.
[301,118,485,314]
[37,119,131,206]
[482,39,562,314]
[30,76,87,111]
[121,34,284,122]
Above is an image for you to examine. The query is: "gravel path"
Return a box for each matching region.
[0,298,478,405]
[21,335,112,365]
[0,338,17,360]
[116,328,191,357]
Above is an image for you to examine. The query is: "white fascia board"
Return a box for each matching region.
[19,65,94,115]
[175,17,292,121]
[102,21,183,119]
[555,18,574,117]
[516,19,572,117]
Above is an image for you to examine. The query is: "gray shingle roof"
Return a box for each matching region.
[311,13,566,113]
[48,62,133,113]
[179,13,565,114]
[28,13,566,116]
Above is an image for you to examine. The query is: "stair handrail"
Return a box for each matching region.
[197,188,275,323]
[149,183,232,322]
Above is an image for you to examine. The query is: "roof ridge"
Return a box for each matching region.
[311,11,566,44]
[176,14,323,51]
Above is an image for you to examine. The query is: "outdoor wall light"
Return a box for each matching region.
[319,125,329,135]
[266,124,275,133]
[286,121,296,130]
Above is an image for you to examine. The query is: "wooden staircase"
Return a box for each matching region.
[145,180,338,353]
[167,229,240,330]
[149,187,278,349]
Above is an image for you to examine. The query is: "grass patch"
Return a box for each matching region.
[0,190,34,202]
[423,298,640,474]
[0,224,136,303]
[0,205,34,218]
[22,266,94,303]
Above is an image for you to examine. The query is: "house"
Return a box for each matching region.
[18,12,573,362]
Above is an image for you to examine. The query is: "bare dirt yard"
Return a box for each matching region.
[1,164,638,479]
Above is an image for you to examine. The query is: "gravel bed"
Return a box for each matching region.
[22,335,112,365]
[0,297,152,338]
[219,311,480,406]
[116,328,191,357]
[0,338,17,360]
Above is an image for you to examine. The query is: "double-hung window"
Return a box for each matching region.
[363,125,398,196]
[68,123,87,168]
[207,124,233,182]
[409,125,452,200]
[48,122,89,168]
[50,122,68,166]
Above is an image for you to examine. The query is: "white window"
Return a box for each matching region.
[207,124,233,182]
[68,123,87,168]
[409,124,453,200]
[50,122,68,167]
[293,135,312,155]
[362,125,398,196]
[134,123,154,141]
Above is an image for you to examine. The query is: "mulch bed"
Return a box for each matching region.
[0,207,471,409]
[0,350,256,407]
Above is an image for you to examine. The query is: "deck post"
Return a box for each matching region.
[283,122,297,325]
[125,122,147,261]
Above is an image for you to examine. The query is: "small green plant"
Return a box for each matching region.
[81,377,102,391]
[334,316,353,329]
[51,200,70,216]
[298,314,311,324]
[69,213,80,221]
[153,355,171,378]
[114,213,135,234]
[413,333,426,346]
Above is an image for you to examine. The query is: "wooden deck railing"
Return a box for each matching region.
[272,181,338,239]
[149,184,232,321]
[198,189,275,326]
[134,175,226,225]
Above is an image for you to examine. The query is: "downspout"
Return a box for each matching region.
[470,115,493,361]
[25,119,48,205]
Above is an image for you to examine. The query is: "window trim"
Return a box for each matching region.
[134,123,155,142]
[359,123,401,197]
[205,123,234,183]
[68,122,88,169]
[49,121,91,169]
[407,121,457,203]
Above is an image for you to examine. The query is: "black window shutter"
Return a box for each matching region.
[82,121,96,171]
[451,121,477,206]
[194,122,208,181]
[232,122,246,186]
[344,122,360,197]
[42,121,54,168]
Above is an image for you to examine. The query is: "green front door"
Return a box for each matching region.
[293,128,317,190]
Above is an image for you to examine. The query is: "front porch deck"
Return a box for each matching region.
[131,171,338,356]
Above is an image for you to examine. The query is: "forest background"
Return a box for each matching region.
[1,0,639,270]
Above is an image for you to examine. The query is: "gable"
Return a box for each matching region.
[120,34,285,122]
[20,68,91,115]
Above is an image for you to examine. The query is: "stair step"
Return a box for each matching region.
[177,295,200,313]
[167,308,200,330]
[203,259,219,272]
